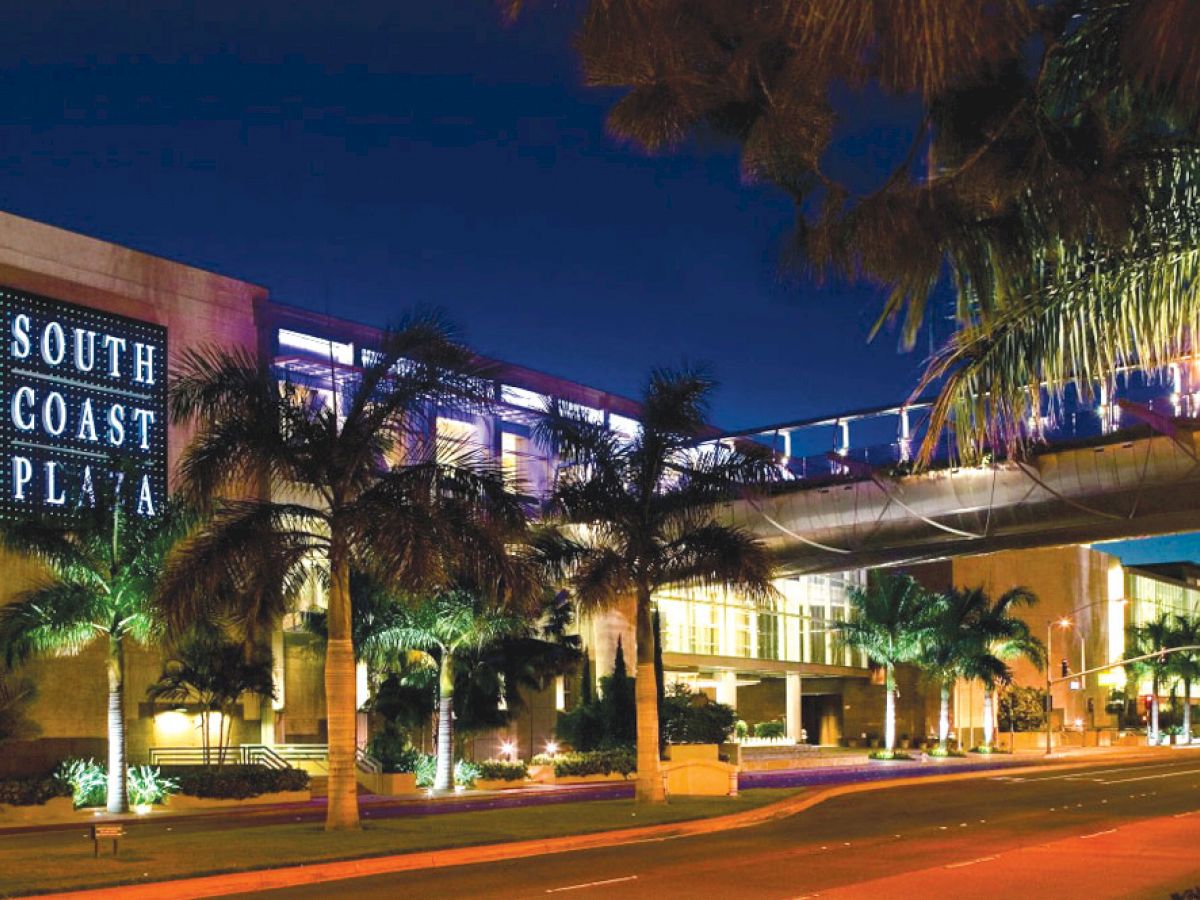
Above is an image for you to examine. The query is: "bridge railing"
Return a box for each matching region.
[730,371,1191,483]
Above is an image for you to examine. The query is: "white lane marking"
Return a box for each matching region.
[1100,768,1200,785]
[945,856,996,869]
[546,875,639,893]
[1015,763,1181,783]
[1080,828,1118,839]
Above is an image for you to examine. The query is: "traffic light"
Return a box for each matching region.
[1061,658,1070,678]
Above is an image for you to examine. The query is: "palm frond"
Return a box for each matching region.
[0,583,104,665]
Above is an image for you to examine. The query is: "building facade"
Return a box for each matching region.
[2,210,1195,775]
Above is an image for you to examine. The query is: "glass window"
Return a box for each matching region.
[809,606,827,664]
[757,602,780,661]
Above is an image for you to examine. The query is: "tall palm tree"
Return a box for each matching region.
[0,492,187,813]
[1169,614,1200,744]
[836,572,933,754]
[162,314,536,830]
[354,588,529,790]
[919,589,1011,753]
[537,367,777,803]
[1127,614,1175,745]
[973,587,1044,749]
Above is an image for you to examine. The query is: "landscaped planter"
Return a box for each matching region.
[546,772,632,785]
[166,790,310,810]
[473,778,527,791]
[667,744,719,763]
[359,772,418,796]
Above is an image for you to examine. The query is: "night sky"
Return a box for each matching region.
[0,1,929,430]
[0,1,1192,561]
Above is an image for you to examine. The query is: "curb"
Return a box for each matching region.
[15,754,1151,900]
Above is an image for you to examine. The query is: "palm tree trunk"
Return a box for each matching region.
[634,590,665,804]
[1184,677,1192,745]
[884,664,896,753]
[105,635,128,814]
[938,681,950,751]
[324,539,360,830]
[434,653,455,792]
[982,687,995,749]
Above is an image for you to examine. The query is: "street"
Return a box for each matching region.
[251,752,1200,899]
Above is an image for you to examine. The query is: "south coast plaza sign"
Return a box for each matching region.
[1,288,166,518]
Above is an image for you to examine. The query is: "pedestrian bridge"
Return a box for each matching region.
[720,369,1200,574]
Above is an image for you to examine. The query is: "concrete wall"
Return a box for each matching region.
[950,545,1118,731]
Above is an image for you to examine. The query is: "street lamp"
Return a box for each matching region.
[1044,597,1128,756]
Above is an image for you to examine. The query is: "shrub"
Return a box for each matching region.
[548,748,636,778]
[54,758,181,807]
[661,684,736,745]
[367,732,423,774]
[868,750,913,761]
[927,746,966,758]
[752,720,786,739]
[56,758,107,808]
[127,766,178,806]
[0,774,70,806]
[410,755,481,788]
[734,720,749,740]
[164,765,309,799]
[998,686,1047,732]
[556,643,635,752]
[476,759,528,782]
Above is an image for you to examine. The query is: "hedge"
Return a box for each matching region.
[161,765,310,799]
[0,775,70,807]
[533,749,636,778]
[475,759,528,782]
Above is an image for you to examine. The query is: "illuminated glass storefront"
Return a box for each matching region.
[656,571,868,669]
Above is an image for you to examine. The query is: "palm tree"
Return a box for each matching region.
[1127,614,1175,745]
[537,367,777,803]
[354,589,530,790]
[162,314,537,830]
[836,572,933,754]
[919,589,1003,753]
[0,493,187,813]
[1169,614,1200,744]
[973,587,1044,750]
[513,3,1200,466]
[146,623,276,766]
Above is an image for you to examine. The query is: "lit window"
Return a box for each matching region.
[278,329,354,366]
[500,384,549,411]
[437,417,482,464]
[609,413,639,439]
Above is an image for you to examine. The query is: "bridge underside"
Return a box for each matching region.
[723,425,1200,575]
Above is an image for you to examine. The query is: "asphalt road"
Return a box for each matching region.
[250,751,1200,900]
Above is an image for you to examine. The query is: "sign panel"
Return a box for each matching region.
[1,288,166,518]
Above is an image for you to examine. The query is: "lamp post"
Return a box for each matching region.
[1044,596,1128,756]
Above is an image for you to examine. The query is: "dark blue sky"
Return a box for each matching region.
[0,1,928,430]
[1,2,1194,562]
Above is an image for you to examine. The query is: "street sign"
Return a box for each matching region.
[90,824,124,857]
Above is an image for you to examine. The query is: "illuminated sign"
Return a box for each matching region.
[1,288,166,518]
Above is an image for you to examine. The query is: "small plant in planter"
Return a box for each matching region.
[927,746,967,758]
[868,750,913,761]
[752,720,786,739]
